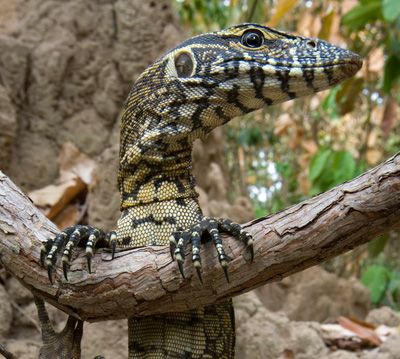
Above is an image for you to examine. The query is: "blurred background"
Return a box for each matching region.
[0,0,399,358]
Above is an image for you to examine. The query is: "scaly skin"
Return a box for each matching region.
[39,23,362,358]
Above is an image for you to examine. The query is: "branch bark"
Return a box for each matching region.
[1,153,399,322]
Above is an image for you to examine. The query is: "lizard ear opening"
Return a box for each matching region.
[174,51,194,78]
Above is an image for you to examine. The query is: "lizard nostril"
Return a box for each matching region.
[307,40,317,49]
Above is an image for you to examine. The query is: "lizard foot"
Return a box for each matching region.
[169,217,253,283]
[40,225,117,283]
[34,296,83,359]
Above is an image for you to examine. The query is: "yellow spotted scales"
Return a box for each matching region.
[40,24,362,358]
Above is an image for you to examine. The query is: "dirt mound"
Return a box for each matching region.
[257,266,371,323]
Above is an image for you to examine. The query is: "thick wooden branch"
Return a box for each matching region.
[1,153,399,322]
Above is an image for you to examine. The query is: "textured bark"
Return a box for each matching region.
[0,153,399,322]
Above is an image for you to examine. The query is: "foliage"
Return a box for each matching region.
[173,0,400,308]
[361,263,400,309]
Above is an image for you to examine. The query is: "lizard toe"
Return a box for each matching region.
[217,218,254,263]
[42,225,111,283]
[170,217,254,284]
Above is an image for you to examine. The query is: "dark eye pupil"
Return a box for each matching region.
[242,30,263,48]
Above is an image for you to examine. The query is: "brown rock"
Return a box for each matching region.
[235,292,328,359]
[88,144,120,231]
[0,86,17,170]
[366,307,400,327]
[5,278,33,306]
[257,266,370,322]
[380,334,400,359]
[0,284,12,338]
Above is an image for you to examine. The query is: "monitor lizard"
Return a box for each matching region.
[38,23,362,358]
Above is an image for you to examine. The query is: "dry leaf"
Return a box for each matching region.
[267,0,299,27]
[53,203,81,229]
[338,316,382,347]
[336,77,364,115]
[59,142,96,184]
[366,149,382,165]
[298,170,310,194]
[341,0,359,13]
[28,142,96,223]
[367,47,385,74]
[274,113,293,136]
[297,11,315,37]
[318,11,334,40]
[381,96,398,136]
[329,7,343,45]
[302,140,318,155]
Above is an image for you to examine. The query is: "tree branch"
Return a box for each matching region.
[1,153,399,322]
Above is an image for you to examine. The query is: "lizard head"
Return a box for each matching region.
[124,23,362,145]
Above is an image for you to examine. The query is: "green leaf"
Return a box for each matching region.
[322,86,340,118]
[383,55,400,93]
[254,205,268,218]
[342,1,382,31]
[331,151,356,183]
[238,127,263,147]
[276,162,291,180]
[382,0,400,22]
[361,265,390,304]
[309,148,332,182]
[386,273,400,307]
[368,235,389,257]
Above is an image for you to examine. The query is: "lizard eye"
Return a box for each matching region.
[241,29,264,48]
[174,51,194,78]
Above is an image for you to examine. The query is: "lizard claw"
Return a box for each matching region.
[221,261,230,283]
[169,235,177,260]
[86,254,92,274]
[177,257,185,279]
[172,233,189,279]
[62,260,69,281]
[247,240,254,263]
[41,226,114,283]
[170,217,253,284]
[192,230,203,283]
[108,231,117,260]
[195,266,203,284]
[47,266,53,285]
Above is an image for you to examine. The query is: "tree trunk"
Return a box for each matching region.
[0,153,399,322]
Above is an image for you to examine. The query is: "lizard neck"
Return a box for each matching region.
[118,109,199,209]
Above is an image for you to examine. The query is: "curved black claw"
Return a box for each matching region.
[169,217,253,284]
[107,231,117,260]
[191,229,203,284]
[40,225,113,283]
[170,232,190,279]
[217,218,254,263]
[47,267,53,285]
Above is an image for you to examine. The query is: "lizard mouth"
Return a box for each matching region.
[212,56,363,84]
[216,55,363,72]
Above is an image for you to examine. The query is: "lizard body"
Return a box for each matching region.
[40,23,362,358]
